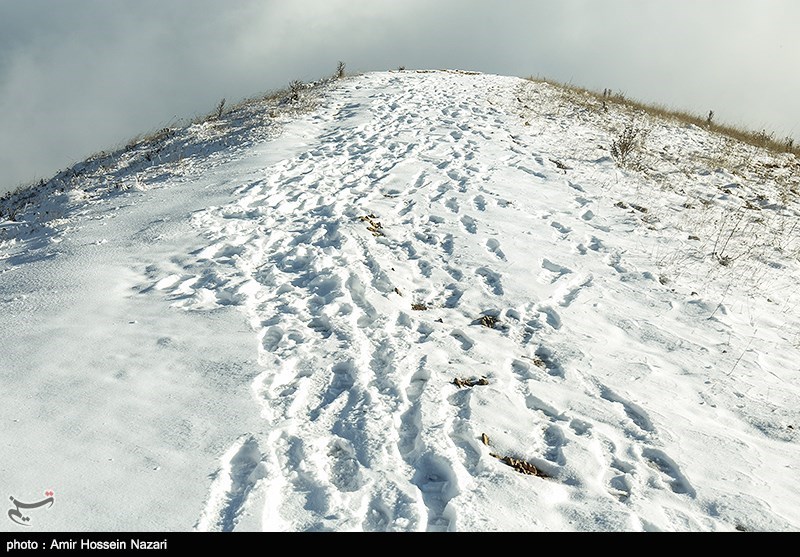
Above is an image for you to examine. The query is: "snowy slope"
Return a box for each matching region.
[1,70,799,532]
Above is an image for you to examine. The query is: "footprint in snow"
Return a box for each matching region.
[641,447,696,497]
[195,435,265,532]
[485,238,506,261]
[475,267,503,295]
[539,258,572,283]
[460,215,477,234]
[450,329,475,351]
[598,385,655,436]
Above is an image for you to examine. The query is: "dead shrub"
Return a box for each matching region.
[611,122,645,168]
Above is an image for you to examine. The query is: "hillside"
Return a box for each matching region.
[1,69,799,532]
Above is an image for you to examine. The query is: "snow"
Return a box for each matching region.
[1,70,799,532]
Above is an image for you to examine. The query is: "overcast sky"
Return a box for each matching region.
[1,0,798,195]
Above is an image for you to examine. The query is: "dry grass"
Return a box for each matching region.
[358,213,384,237]
[479,432,550,478]
[527,76,800,157]
[491,453,550,478]
[480,315,498,328]
[452,376,489,388]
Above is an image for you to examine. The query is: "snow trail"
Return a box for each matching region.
[173,72,800,531]
[2,70,799,532]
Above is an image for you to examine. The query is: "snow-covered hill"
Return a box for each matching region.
[2,70,799,532]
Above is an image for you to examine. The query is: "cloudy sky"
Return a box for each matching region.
[1,0,798,195]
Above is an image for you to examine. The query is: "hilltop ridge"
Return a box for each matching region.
[1,70,799,532]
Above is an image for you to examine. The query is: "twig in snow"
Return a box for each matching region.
[726,332,756,376]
